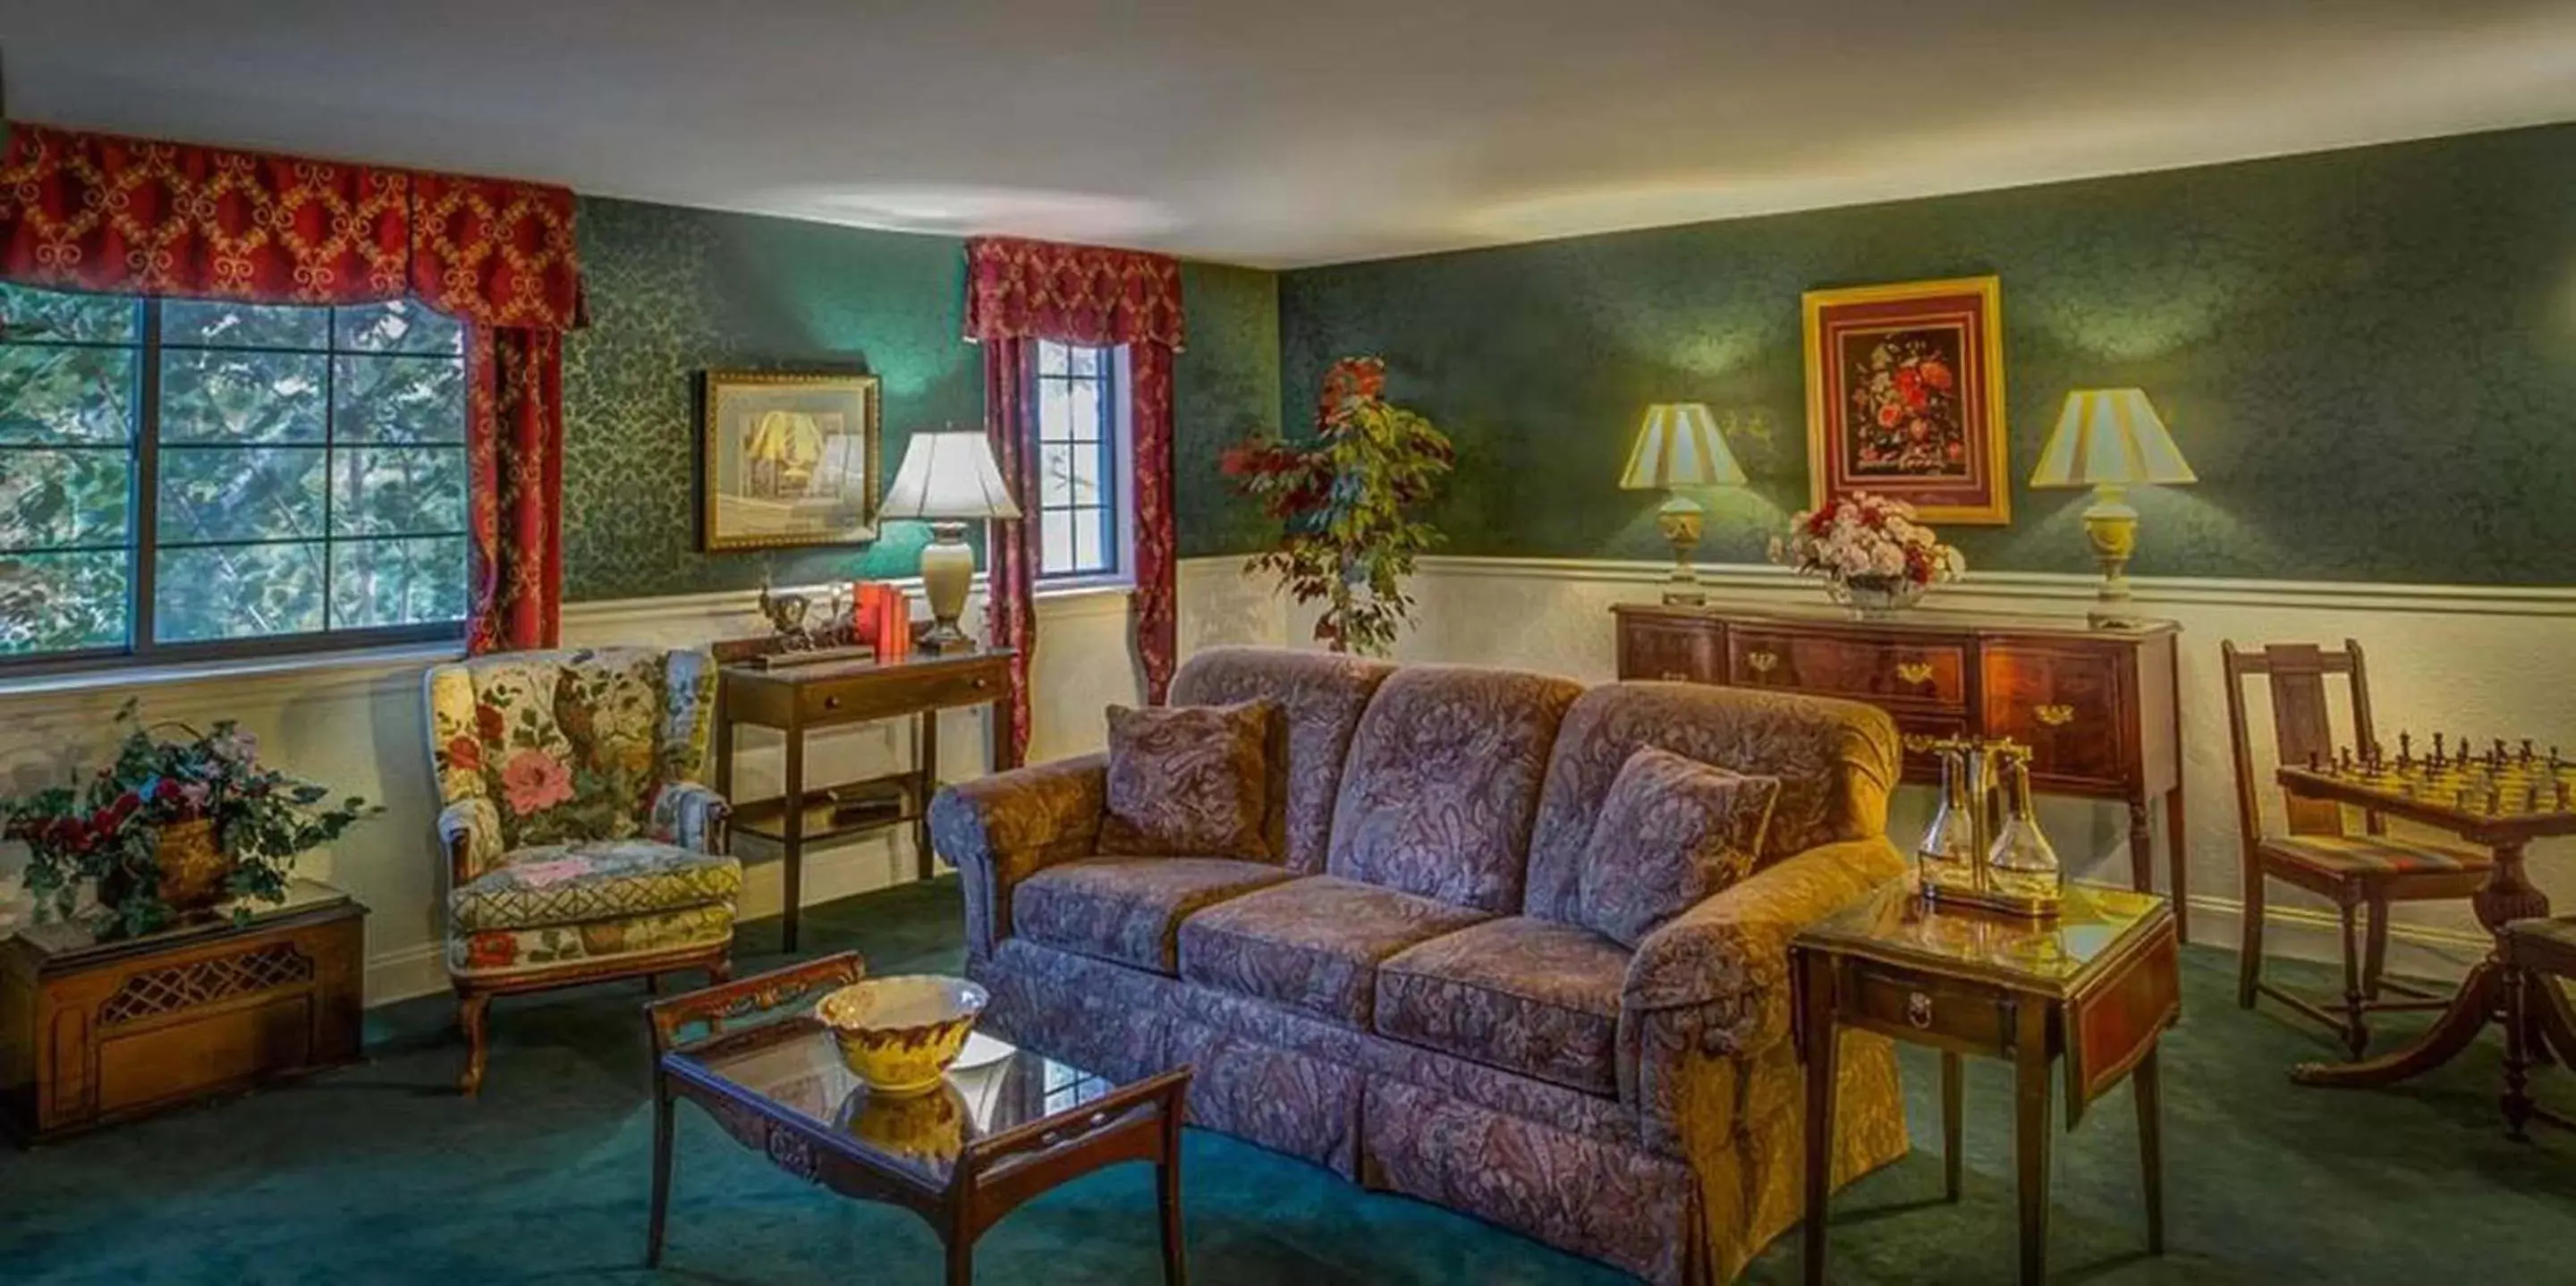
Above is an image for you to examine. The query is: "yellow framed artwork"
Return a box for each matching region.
[699,370,883,552]
[1801,275,2010,524]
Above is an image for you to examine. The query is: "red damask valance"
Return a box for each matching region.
[0,123,582,331]
[962,235,1184,351]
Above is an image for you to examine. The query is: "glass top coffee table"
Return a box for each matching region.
[642,952,1191,1283]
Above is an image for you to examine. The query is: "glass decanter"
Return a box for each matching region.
[1984,749,2063,909]
[1915,740,1984,896]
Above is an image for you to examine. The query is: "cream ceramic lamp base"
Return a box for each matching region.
[918,522,977,650]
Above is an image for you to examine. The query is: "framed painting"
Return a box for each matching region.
[1801,275,2009,524]
[699,370,883,552]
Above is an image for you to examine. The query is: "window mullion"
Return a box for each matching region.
[132,298,162,658]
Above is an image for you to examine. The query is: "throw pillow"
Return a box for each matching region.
[1097,700,1276,860]
[1576,745,1780,948]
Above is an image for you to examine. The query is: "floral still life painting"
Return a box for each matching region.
[1801,276,2009,524]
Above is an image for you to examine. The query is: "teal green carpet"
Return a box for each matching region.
[5,877,2573,1283]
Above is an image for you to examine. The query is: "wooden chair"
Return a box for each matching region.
[2502,918,2576,1138]
[2222,639,2492,1057]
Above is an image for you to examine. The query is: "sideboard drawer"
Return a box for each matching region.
[1619,618,1723,683]
[1728,630,1968,710]
[797,661,1006,723]
[1984,643,2132,790]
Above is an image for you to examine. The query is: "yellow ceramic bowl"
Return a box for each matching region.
[815,975,989,1096]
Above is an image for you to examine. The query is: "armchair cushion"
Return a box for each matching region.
[1576,748,1778,948]
[1177,875,1490,1026]
[1377,916,1628,1096]
[1013,857,1299,973]
[1097,700,1275,860]
[449,902,735,980]
[449,839,742,934]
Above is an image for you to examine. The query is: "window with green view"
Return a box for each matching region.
[0,283,470,665]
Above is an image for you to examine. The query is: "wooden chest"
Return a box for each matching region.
[1,879,366,1143]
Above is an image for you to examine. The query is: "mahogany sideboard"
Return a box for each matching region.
[1614,601,2189,938]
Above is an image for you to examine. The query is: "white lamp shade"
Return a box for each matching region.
[881,430,1022,520]
[1619,402,1747,489]
[2030,389,2198,488]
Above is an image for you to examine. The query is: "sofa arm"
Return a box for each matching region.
[437,797,507,884]
[649,781,731,854]
[927,753,1107,962]
[1617,836,1907,1149]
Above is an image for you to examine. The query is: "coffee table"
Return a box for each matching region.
[642,952,1191,1283]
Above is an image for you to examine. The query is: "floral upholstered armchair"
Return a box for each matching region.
[425,647,741,1093]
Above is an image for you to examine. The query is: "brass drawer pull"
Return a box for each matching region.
[1745,650,1780,675]
[1907,991,1935,1030]
[2033,703,2076,727]
[1894,661,1936,686]
[1902,733,1937,754]
[1659,670,1690,681]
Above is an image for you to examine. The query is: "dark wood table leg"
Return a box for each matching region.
[2505,967,2537,1140]
[2128,798,2155,910]
[1159,1103,1188,1286]
[2165,784,2189,943]
[945,1234,974,1286]
[781,722,805,954]
[2012,999,2052,1286]
[2135,1045,2165,1254]
[917,708,939,882]
[647,1076,674,1266]
[1941,1051,1963,1203]
[714,713,734,817]
[1799,952,1837,1286]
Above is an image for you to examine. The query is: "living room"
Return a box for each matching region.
[2,4,2573,1283]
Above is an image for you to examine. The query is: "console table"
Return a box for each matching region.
[1614,601,2189,937]
[716,649,1016,952]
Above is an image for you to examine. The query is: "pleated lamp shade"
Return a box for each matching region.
[2030,389,2198,488]
[1619,402,1747,489]
[882,430,1023,520]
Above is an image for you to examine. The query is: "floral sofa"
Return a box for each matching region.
[928,647,1911,1284]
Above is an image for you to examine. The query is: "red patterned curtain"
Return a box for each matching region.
[0,123,584,654]
[963,235,1185,762]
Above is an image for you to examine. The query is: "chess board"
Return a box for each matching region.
[2278,734,2576,842]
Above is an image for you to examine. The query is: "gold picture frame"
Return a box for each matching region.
[699,370,883,553]
[1801,275,2010,524]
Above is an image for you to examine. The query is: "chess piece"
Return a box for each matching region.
[2522,739,2536,765]
[2398,732,2413,766]
[2432,732,2446,764]
[2309,750,2323,773]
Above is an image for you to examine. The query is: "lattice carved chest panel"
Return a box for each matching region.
[98,943,318,1026]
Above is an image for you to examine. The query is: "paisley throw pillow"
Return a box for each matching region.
[1097,700,1276,860]
[1576,745,1779,948]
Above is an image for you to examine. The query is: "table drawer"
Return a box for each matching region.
[1843,960,2015,1057]
[1620,618,1723,683]
[1728,630,1968,710]
[1983,643,2132,790]
[798,663,1005,723]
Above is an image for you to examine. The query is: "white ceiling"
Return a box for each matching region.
[10,1,2576,267]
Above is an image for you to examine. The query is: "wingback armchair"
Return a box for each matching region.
[426,647,741,1093]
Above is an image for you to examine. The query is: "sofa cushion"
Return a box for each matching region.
[1171,647,1396,874]
[1522,681,1899,923]
[1576,748,1779,948]
[448,838,741,933]
[1326,665,1585,912]
[1013,857,1299,973]
[1097,700,1276,860]
[1178,875,1490,1025]
[1377,917,1628,1096]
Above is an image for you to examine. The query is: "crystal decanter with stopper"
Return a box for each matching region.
[1915,738,1986,896]
[1985,746,2063,909]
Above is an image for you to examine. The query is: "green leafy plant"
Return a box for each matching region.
[3,701,379,938]
[1222,356,1453,656]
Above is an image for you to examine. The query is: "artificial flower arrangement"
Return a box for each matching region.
[1221,355,1454,656]
[3,702,377,939]
[1768,491,1966,616]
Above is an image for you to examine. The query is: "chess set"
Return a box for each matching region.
[2299,732,2576,818]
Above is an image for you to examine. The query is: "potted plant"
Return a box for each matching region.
[3,702,378,939]
[1220,356,1454,656]
[1769,491,1967,619]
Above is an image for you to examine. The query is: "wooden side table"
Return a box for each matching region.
[716,649,1015,952]
[0,879,366,1143]
[1793,882,2181,1285]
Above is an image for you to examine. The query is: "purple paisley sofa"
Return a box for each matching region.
[928,647,1911,1284]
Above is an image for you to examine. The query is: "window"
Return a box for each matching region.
[0,284,469,667]
[1030,340,1125,580]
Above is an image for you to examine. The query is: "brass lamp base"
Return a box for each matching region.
[2080,484,2144,630]
[918,521,977,651]
[1656,493,1706,605]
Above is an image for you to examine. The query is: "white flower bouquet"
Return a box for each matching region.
[1767,491,1964,615]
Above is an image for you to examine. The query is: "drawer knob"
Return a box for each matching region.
[1894,661,1936,686]
[1906,991,1935,1030]
[2032,703,2076,727]
[823,696,843,710]
[972,678,988,690]
[1659,670,1689,681]
[1745,650,1780,675]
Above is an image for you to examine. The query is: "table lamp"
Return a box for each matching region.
[1619,402,1746,605]
[2030,389,2197,629]
[881,429,1022,652]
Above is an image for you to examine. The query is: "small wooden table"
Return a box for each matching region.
[1,878,365,1144]
[1794,883,2180,1285]
[644,954,1190,1284]
[2275,763,2576,1105]
[716,649,1015,952]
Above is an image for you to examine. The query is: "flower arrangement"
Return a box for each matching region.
[3,702,378,939]
[1221,356,1453,656]
[1769,491,1965,615]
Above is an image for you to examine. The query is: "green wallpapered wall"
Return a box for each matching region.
[560,198,1281,601]
[1266,124,2576,586]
